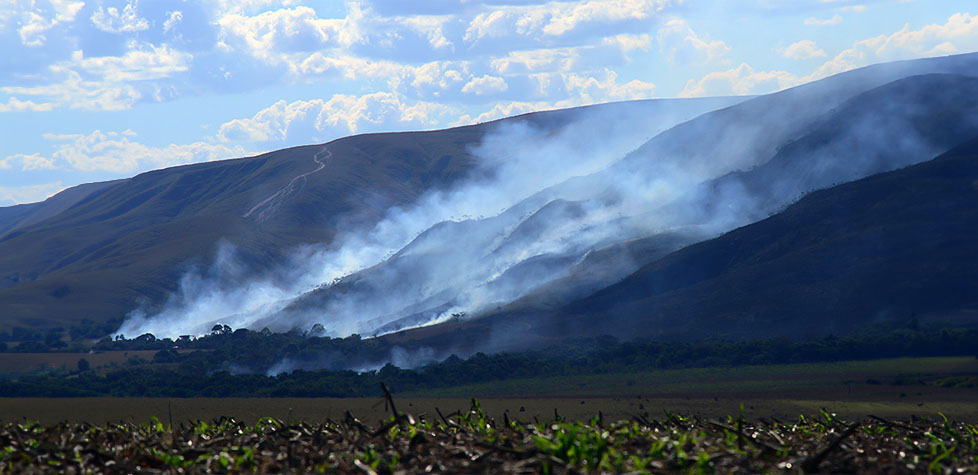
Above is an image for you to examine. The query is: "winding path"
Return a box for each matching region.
[243,146,331,222]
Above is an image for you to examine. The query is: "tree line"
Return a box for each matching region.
[0,323,975,397]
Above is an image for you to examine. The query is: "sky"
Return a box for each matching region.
[1,0,976,206]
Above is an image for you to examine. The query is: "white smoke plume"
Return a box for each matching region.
[118,67,978,345]
[118,97,745,339]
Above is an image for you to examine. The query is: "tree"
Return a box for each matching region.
[308,323,326,337]
[153,349,179,363]
[77,358,90,372]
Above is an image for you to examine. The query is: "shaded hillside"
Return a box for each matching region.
[554,135,978,341]
[0,180,124,237]
[0,134,482,329]
[372,72,978,336]
[386,134,978,355]
[0,97,738,331]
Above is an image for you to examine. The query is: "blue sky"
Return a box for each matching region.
[1,0,976,206]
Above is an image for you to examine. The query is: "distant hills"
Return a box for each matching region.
[2,52,978,354]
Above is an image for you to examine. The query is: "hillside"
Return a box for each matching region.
[495,72,978,316]
[0,133,482,329]
[3,52,978,341]
[556,134,978,340]
[267,69,978,341]
[384,133,978,355]
[111,53,978,340]
[0,97,738,331]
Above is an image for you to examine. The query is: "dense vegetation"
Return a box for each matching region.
[0,322,975,397]
[2,397,977,473]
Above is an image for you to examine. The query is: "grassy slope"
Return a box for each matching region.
[0,97,739,331]
[0,129,484,330]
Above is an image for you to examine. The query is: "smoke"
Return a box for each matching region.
[117,97,744,339]
[118,70,978,360]
[265,345,443,376]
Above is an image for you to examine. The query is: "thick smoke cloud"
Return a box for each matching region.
[118,69,978,353]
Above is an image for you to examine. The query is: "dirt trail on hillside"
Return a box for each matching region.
[244,146,331,222]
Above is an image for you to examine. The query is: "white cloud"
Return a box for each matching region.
[781,39,827,59]
[217,99,320,143]
[562,68,656,102]
[679,63,800,97]
[402,15,454,50]
[406,61,467,91]
[216,6,357,66]
[17,0,84,46]
[218,94,456,144]
[602,32,652,54]
[457,100,555,124]
[2,44,191,111]
[215,0,301,15]
[73,44,193,82]
[811,12,978,80]
[50,0,84,21]
[0,97,55,112]
[657,18,730,65]
[463,10,508,42]
[463,0,675,42]
[165,0,675,108]
[91,0,150,33]
[0,181,65,206]
[3,70,143,111]
[163,10,183,33]
[461,75,509,95]
[683,12,978,98]
[19,11,55,46]
[804,14,842,27]
[0,153,59,170]
[543,0,668,36]
[491,47,580,74]
[296,53,405,81]
[39,130,244,173]
[487,31,652,77]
